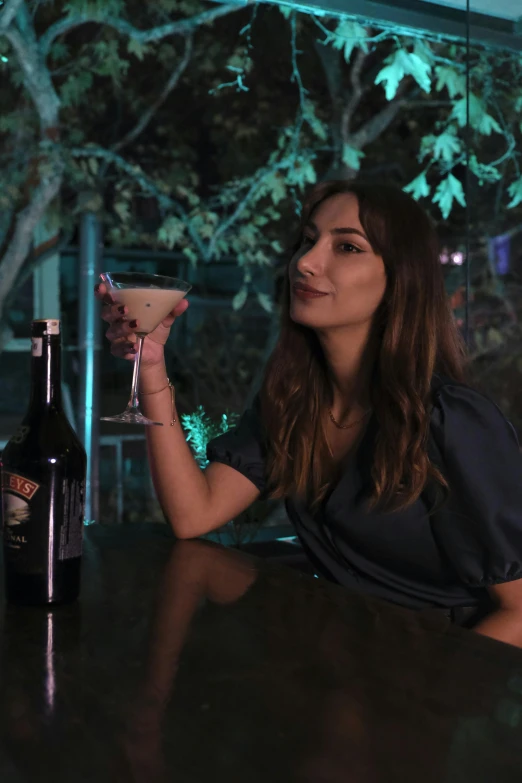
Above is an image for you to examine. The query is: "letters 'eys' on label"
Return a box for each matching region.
[1,472,40,549]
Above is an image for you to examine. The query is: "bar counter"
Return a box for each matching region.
[1,523,522,782]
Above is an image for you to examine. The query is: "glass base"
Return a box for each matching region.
[101,408,163,426]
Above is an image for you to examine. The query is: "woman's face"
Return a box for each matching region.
[288,193,387,332]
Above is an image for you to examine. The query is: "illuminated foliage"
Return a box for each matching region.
[0,0,521,326]
[181,406,240,468]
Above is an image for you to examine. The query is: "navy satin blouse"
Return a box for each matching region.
[206,375,522,611]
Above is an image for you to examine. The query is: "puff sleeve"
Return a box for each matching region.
[429,381,522,587]
[206,395,267,494]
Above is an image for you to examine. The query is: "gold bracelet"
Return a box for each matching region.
[140,379,176,426]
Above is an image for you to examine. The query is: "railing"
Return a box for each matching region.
[98,433,148,525]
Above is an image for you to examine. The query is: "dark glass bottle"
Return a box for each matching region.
[1,319,87,605]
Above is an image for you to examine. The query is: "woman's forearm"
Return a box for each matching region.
[139,362,212,538]
[473,608,522,648]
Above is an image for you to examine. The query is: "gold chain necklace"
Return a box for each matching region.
[328,407,372,430]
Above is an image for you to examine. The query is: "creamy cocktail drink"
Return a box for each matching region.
[110,287,186,335]
[99,272,191,426]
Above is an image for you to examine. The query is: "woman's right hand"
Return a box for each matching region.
[95,282,190,368]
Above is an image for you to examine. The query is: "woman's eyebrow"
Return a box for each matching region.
[305,221,369,242]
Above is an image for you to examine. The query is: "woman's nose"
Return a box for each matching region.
[295,243,324,276]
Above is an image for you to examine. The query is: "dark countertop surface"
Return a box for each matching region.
[1,523,522,782]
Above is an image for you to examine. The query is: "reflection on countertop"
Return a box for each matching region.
[1,523,522,783]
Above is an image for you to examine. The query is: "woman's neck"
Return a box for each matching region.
[316,324,376,416]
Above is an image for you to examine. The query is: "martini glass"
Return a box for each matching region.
[100,272,191,426]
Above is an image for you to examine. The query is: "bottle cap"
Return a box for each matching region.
[31,319,61,336]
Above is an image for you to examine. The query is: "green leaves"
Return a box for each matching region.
[326,20,368,64]
[113,199,131,223]
[403,172,430,201]
[434,65,466,98]
[469,156,502,185]
[158,216,186,249]
[127,39,151,61]
[63,0,125,15]
[182,246,198,267]
[181,405,240,469]
[375,48,431,100]
[263,172,287,205]
[303,100,328,141]
[278,5,293,19]
[3,0,522,288]
[232,286,248,311]
[433,130,461,163]
[232,285,272,314]
[451,93,501,135]
[342,144,364,171]
[257,292,273,313]
[507,178,522,209]
[421,129,461,165]
[433,174,466,219]
[60,72,93,106]
[287,160,317,189]
[91,39,130,86]
[192,211,219,240]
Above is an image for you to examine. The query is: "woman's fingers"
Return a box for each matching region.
[173,298,189,317]
[101,302,130,324]
[105,318,138,342]
[160,297,190,328]
[110,336,138,359]
[94,282,115,305]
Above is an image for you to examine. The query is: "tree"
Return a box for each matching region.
[1,0,521,357]
[0,0,254,346]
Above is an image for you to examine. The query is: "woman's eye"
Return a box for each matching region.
[302,235,314,246]
[339,243,360,254]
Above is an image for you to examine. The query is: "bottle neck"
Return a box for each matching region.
[30,334,63,410]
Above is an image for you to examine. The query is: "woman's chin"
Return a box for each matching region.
[289,308,321,329]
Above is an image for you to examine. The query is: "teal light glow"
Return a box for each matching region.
[181,407,240,468]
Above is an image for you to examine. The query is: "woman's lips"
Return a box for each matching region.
[293,288,329,300]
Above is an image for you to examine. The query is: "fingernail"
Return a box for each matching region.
[129,319,138,328]
[94,283,101,293]
[118,305,125,314]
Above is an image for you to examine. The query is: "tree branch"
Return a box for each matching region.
[4,24,60,133]
[0,159,64,320]
[40,2,252,57]
[0,0,25,31]
[341,47,368,143]
[206,167,275,261]
[69,144,209,261]
[313,39,343,161]
[349,81,412,149]
[112,35,193,154]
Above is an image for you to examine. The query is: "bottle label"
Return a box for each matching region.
[2,472,40,549]
[2,471,84,565]
[31,337,43,357]
[59,478,85,560]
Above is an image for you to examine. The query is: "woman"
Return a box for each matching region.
[96,180,522,645]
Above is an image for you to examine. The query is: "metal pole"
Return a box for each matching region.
[78,211,102,525]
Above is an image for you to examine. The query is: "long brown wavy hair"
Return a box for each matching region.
[259,180,469,514]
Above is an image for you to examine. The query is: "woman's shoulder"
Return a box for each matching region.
[430,373,519,446]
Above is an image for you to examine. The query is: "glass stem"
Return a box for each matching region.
[127,336,145,411]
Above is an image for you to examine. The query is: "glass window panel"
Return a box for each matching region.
[467,0,522,438]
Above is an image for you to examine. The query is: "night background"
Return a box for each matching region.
[1,0,521,531]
